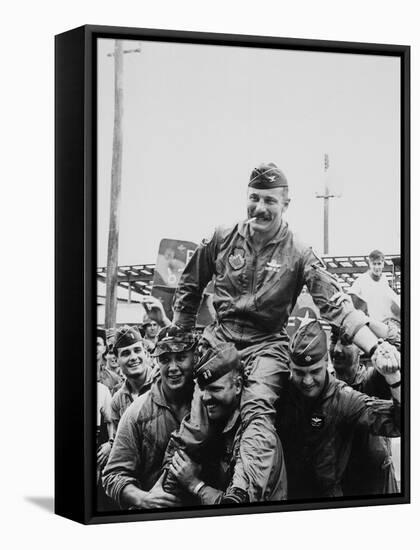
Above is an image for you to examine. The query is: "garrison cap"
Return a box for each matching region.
[195,343,241,390]
[248,162,288,190]
[114,325,143,354]
[289,319,328,367]
[153,325,197,357]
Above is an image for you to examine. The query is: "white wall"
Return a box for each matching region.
[2,1,417,549]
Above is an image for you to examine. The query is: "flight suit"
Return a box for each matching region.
[276,374,400,498]
[169,220,358,499]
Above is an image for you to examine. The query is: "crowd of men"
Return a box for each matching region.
[96,162,402,511]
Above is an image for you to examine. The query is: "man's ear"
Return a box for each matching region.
[234,375,243,395]
[282,197,291,212]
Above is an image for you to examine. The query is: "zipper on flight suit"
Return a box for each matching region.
[248,242,273,309]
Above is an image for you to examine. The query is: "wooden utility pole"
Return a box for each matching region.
[105,41,124,330]
[315,154,340,255]
[104,42,141,329]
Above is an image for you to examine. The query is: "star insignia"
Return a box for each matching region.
[298,310,317,329]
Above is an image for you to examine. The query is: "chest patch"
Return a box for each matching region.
[228,247,246,270]
[310,415,324,429]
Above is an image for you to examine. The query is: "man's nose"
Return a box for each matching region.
[334,341,343,354]
[167,358,179,371]
[302,373,313,385]
[254,199,267,213]
[201,390,211,403]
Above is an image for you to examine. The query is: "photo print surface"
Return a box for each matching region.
[95,36,403,515]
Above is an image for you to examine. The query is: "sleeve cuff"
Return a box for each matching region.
[341,309,370,342]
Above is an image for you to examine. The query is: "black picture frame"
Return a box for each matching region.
[55,24,410,525]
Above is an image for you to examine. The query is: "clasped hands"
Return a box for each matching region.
[169,450,202,493]
[330,292,400,376]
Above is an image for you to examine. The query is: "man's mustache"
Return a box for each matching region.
[249,213,272,221]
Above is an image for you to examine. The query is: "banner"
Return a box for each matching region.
[152,239,198,321]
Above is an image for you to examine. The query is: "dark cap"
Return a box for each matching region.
[195,343,241,390]
[114,325,143,354]
[154,325,197,357]
[248,162,288,190]
[289,319,327,367]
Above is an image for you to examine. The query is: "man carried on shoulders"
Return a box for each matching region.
[164,162,399,501]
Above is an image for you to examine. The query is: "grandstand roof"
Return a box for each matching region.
[97,254,401,298]
[97,263,154,298]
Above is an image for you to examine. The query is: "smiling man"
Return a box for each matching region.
[110,326,155,432]
[102,326,197,509]
[164,162,398,502]
[276,319,401,499]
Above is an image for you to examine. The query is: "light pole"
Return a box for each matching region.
[315,153,341,255]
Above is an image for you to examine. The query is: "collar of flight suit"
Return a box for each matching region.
[149,378,172,409]
[237,219,290,244]
[289,371,337,409]
[221,408,241,435]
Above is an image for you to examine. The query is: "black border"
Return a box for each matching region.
[55,24,410,525]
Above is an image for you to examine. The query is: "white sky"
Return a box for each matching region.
[97,38,400,267]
